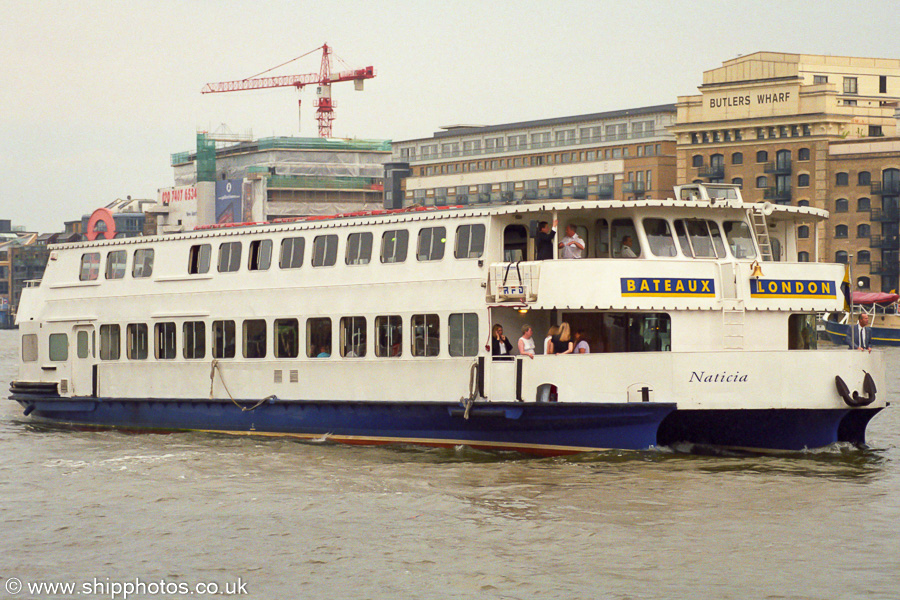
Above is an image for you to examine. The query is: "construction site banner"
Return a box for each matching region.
[158,185,199,230]
[215,179,246,224]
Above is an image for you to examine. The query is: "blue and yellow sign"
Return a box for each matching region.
[621,278,716,297]
[750,279,835,299]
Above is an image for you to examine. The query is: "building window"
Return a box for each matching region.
[80,253,101,281]
[49,333,68,362]
[183,321,206,359]
[835,225,848,238]
[857,224,871,238]
[836,172,849,186]
[858,250,871,264]
[869,126,883,137]
[858,171,871,186]
[799,147,810,161]
[835,198,849,212]
[188,244,211,274]
[133,249,153,278]
[843,77,858,94]
[307,317,332,358]
[106,250,127,279]
[247,240,272,271]
[798,226,809,239]
[242,319,266,359]
[127,323,148,360]
[346,232,373,265]
[100,324,120,360]
[279,237,305,269]
[858,276,871,289]
[411,314,440,357]
[802,125,811,136]
[731,152,743,165]
[381,229,409,263]
[274,318,299,358]
[756,151,768,163]
[756,176,768,189]
[814,75,828,84]
[858,197,871,211]
[154,322,176,360]
[455,224,485,259]
[732,177,743,187]
[312,235,338,267]
[835,251,848,263]
[448,313,479,357]
[798,200,810,207]
[340,316,367,358]
[692,155,703,167]
[798,174,810,187]
[798,251,810,262]
[880,75,887,94]
[212,320,236,359]
[417,227,446,261]
[218,242,242,272]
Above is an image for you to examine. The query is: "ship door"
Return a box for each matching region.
[71,325,96,397]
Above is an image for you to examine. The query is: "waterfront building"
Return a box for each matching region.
[388,105,677,209]
[671,52,900,291]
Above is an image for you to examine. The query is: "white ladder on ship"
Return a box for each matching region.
[750,208,775,262]
[722,299,745,349]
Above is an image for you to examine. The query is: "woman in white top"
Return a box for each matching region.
[518,325,536,359]
[544,325,559,356]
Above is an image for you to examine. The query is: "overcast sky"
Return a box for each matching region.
[1,0,897,232]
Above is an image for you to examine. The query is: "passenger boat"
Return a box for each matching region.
[824,291,900,347]
[9,183,886,453]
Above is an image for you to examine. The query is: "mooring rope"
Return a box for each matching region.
[209,359,273,412]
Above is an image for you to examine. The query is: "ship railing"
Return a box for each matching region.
[488,262,540,302]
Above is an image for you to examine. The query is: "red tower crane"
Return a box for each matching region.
[201,43,375,138]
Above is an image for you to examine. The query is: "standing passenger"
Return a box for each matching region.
[544,325,559,355]
[491,324,513,356]
[535,219,557,260]
[559,225,585,259]
[551,322,574,354]
[574,329,590,354]
[518,325,536,359]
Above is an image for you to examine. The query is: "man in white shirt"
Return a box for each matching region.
[620,235,637,258]
[848,314,872,352]
[559,225,585,259]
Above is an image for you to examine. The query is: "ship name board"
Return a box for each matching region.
[620,277,715,297]
[689,371,749,383]
[750,279,835,299]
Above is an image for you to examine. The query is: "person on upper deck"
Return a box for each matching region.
[544,325,558,355]
[550,322,574,354]
[535,219,557,260]
[619,236,637,258]
[491,324,514,356]
[848,314,873,353]
[518,325,535,359]
[574,329,590,354]
[559,225,585,259]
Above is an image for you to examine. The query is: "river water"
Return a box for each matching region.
[1,327,898,600]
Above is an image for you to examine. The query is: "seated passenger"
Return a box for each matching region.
[619,236,637,258]
[559,225,585,259]
[317,345,331,358]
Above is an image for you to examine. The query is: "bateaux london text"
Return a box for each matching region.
[620,277,715,297]
[750,279,835,299]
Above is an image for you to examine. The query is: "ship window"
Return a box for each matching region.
[279,237,305,269]
[417,227,446,261]
[448,313,479,357]
[243,320,266,359]
[133,249,154,278]
[80,253,101,281]
[77,331,89,359]
[274,318,299,358]
[722,221,756,258]
[183,321,206,359]
[22,334,38,362]
[788,314,817,350]
[412,314,440,357]
[126,323,148,360]
[597,312,671,353]
[188,244,211,274]
[312,235,338,267]
[340,316,367,358]
[503,225,528,262]
[155,322,177,360]
[375,315,402,358]
[49,333,68,362]
[642,219,676,257]
[381,229,409,264]
[248,240,272,271]
[346,232,373,265]
[105,250,127,279]
[212,320,236,359]
[675,219,726,258]
[307,318,332,358]
[612,219,641,258]
[100,324,120,360]
[218,242,242,272]
[455,224,485,259]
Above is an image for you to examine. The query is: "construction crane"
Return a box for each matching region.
[201,43,375,138]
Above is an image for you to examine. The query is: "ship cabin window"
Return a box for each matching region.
[106,251,127,279]
[675,219,726,258]
[455,224,485,258]
[307,318,332,358]
[642,219,677,257]
[448,313,479,356]
[127,324,148,360]
[243,320,266,358]
[133,249,154,278]
[503,225,528,262]
[417,227,447,261]
[100,324,121,360]
[49,333,68,362]
[340,316,367,358]
[80,253,101,281]
[212,320,236,359]
[312,235,338,267]
[22,334,38,362]
[155,322,177,360]
[280,237,305,269]
[188,244,211,274]
[183,321,206,359]
[381,229,409,264]
[375,315,402,357]
[77,331,90,359]
[248,240,272,271]
[575,312,670,353]
[274,319,299,358]
[604,218,641,259]
[412,314,440,357]
[346,232,373,265]
[788,314,817,350]
[723,221,757,259]
[218,242,242,273]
